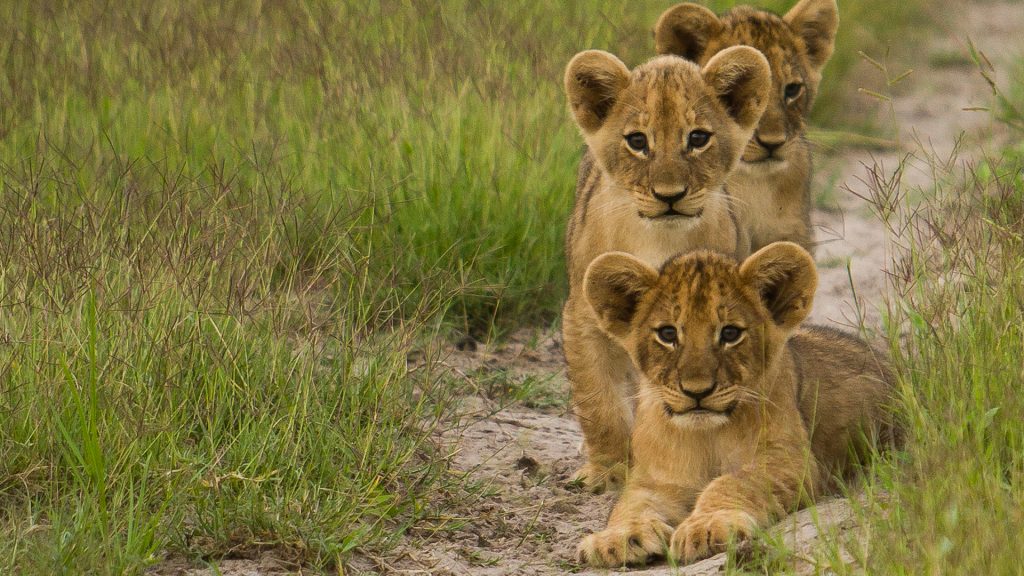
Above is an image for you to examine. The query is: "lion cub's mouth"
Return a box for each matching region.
[742,157,787,168]
[663,402,733,429]
[745,156,783,164]
[663,402,737,418]
[644,207,704,220]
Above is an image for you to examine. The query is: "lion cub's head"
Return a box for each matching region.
[585,243,816,430]
[655,0,838,166]
[564,47,770,221]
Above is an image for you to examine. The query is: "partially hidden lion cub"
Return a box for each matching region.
[577,242,898,567]
[654,0,840,253]
[562,47,772,492]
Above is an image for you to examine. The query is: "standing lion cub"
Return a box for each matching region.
[576,243,898,567]
[562,47,772,492]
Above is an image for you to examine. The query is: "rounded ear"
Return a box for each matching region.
[584,252,659,340]
[653,3,723,62]
[784,0,839,71]
[701,45,772,131]
[739,242,817,331]
[564,50,631,134]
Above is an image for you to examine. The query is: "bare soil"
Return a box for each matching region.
[161,2,1024,574]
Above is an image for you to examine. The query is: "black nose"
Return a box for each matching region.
[682,384,716,402]
[756,136,785,154]
[653,190,687,205]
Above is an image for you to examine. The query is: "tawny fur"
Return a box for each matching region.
[576,243,897,567]
[562,48,772,492]
[655,0,839,253]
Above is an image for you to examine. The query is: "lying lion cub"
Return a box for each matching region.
[562,46,772,492]
[577,242,897,567]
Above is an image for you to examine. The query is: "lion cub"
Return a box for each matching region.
[654,0,840,253]
[562,47,772,492]
[577,243,897,567]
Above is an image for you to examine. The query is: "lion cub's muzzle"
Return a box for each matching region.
[643,187,704,219]
[742,135,789,164]
[659,381,741,426]
[662,382,737,427]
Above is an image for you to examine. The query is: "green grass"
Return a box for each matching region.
[0,171,460,572]
[0,0,929,573]
[858,60,1024,574]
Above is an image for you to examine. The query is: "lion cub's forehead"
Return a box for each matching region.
[717,8,802,74]
[626,56,708,122]
[651,253,751,321]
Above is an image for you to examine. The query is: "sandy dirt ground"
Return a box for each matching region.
[156,3,1023,575]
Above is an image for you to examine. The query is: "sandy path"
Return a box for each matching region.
[348,4,1024,575]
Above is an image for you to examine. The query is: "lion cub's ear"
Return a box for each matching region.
[584,252,659,339]
[739,242,817,331]
[701,46,771,131]
[564,50,631,134]
[654,3,723,62]
[784,0,839,71]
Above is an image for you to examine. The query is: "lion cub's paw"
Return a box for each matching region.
[577,519,673,567]
[568,461,626,494]
[670,509,757,564]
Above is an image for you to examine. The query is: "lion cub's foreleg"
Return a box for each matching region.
[670,410,819,563]
[563,305,635,493]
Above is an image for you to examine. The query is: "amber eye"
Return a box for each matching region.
[656,325,678,345]
[625,132,648,152]
[784,83,804,101]
[719,325,743,344]
[687,130,712,149]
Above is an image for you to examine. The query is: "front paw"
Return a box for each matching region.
[577,519,673,568]
[568,461,626,494]
[670,509,757,564]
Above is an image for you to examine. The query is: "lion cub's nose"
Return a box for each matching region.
[681,384,716,402]
[652,189,687,205]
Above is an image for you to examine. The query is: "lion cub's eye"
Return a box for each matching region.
[784,83,804,102]
[687,130,712,149]
[625,132,648,152]
[655,325,678,345]
[719,325,744,344]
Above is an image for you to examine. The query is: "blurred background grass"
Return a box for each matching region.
[0,0,924,331]
[0,0,954,573]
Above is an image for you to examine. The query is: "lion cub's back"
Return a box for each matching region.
[788,325,899,478]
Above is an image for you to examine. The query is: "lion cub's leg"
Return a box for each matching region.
[670,414,819,563]
[563,305,636,493]
[577,479,688,567]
